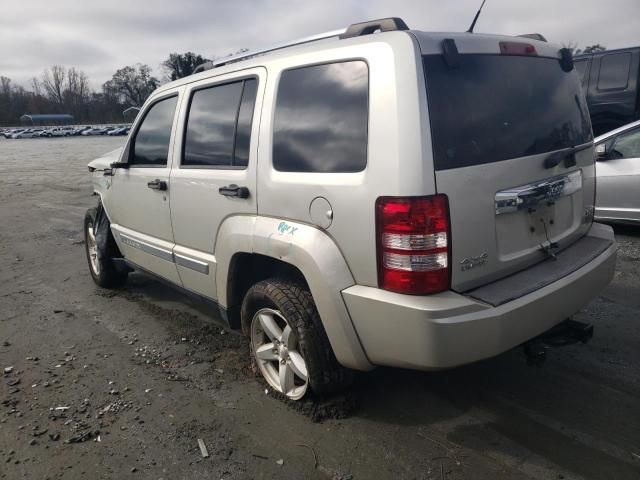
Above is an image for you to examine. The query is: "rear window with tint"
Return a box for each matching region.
[424,54,593,170]
[273,61,368,173]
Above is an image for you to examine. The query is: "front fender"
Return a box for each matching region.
[215,216,373,371]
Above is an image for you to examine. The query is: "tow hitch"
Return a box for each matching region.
[523,318,594,367]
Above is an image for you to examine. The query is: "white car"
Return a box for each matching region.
[47,127,73,137]
[3,129,24,139]
[12,129,44,139]
[82,128,107,136]
[594,119,640,224]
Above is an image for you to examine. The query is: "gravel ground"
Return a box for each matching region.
[0,136,639,480]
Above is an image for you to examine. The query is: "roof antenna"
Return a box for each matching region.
[467,0,487,33]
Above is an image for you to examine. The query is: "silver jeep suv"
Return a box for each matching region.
[85,18,617,400]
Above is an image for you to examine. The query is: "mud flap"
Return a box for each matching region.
[93,203,126,269]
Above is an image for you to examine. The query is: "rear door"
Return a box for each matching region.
[421,42,595,292]
[596,125,640,222]
[169,68,264,299]
[107,93,182,284]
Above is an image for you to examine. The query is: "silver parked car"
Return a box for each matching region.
[84,17,616,400]
[594,119,640,224]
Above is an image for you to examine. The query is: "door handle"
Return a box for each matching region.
[219,184,250,199]
[147,179,167,191]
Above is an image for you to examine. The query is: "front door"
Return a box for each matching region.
[597,125,640,223]
[108,93,182,284]
[169,68,264,299]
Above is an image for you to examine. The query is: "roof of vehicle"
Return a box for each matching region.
[151,17,563,98]
[20,114,74,124]
[594,119,640,142]
[574,45,640,59]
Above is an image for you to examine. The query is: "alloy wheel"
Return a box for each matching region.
[250,308,309,400]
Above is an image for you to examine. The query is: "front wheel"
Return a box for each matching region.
[84,207,127,288]
[241,278,352,400]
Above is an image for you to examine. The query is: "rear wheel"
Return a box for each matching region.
[241,278,352,400]
[84,207,127,288]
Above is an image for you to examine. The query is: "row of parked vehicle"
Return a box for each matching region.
[0,125,131,139]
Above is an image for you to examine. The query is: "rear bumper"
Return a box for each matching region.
[342,223,617,370]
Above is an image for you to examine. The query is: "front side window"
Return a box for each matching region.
[183,78,258,168]
[273,61,368,173]
[131,96,178,166]
[611,128,640,159]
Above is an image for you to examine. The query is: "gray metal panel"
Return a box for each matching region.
[174,253,209,275]
[466,236,613,307]
[119,233,174,262]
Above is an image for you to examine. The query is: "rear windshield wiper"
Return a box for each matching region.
[544,143,592,169]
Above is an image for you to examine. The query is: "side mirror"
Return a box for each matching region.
[595,143,608,160]
[111,141,132,169]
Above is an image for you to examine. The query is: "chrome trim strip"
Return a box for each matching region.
[174,253,209,275]
[119,233,174,262]
[118,232,210,275]
[495,170,582,215]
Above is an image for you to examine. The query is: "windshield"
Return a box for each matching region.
[424,54,593,170]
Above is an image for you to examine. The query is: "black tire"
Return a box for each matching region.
[84,207,128,288]
[241,278,352,398]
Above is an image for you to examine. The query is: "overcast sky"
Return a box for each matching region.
[1,0,638,89]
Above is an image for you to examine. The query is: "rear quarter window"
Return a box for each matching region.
[597,52,632,91]
[273,61,368,173]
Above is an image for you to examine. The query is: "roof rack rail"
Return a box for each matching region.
[192,17,409,74]
[339,17,409,39]
[517,33,547,42]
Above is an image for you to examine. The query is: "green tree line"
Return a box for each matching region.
[0,52,209,126]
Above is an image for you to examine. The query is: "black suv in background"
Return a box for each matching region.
[574,47,640,135]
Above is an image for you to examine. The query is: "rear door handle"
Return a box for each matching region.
[147,179,167,191]
[219,184,250,199]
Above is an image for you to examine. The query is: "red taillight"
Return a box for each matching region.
[499,41,537,56]
[376,195,450,295]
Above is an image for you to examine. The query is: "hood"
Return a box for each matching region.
[88,147,123,171]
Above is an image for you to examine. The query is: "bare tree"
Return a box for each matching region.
[30,77,43,97]
[41,66,66,106]
[0,76,11,97]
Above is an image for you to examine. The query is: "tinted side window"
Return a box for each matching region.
[574,59,589,87]
[234,79,258,168]
[184,82,243,167]
[597,53,631,91]
[131,96,178,166]
[612,128,640,159]
[183,78,258,168]
[273,61,368,173]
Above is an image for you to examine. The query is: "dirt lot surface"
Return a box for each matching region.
[1,136,639,480]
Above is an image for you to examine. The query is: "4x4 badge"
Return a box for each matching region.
[460,252,488,272]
